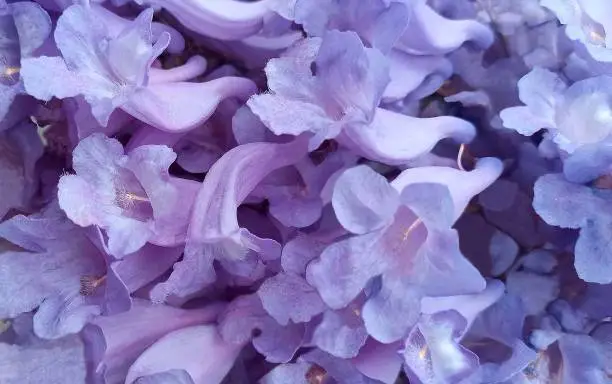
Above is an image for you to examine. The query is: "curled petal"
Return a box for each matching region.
[397,1,493,55]
[135,0,275,40]
[341,108,476,165]
[123,77,257,133]
[391,157,503,221]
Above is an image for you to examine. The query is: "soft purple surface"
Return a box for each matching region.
[2,0,612,383]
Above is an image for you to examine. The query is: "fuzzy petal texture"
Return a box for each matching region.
[257,272,326,325]
[0,336,85,384]
[58,133,191,258]
[362,276,421,343]
[311,309,369,358]
[534,173,612,283]
[248,31,389,150]
[0,203,104,338]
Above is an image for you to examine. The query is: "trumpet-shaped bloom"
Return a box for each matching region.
[21,4,257,132]
[152,137,308,301]
[500,67,612,153]
[58,133,196,257]
[307,158,502,343]
[249,31,476,158]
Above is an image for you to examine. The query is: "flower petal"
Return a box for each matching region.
[332,165,399,235]
[258,272,326,325]
[125,325,243,384]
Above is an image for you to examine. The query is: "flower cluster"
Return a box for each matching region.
[1,0,612,383]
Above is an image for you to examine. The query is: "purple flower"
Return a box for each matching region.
[151,137,309,301]
[249,30,476,160]
[21,3,257,132]
[58,133,196,257]
[0,202,105,339]
[306,159,501,343]
[500,67,612,153]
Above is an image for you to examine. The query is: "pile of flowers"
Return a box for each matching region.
[1,0,611,383]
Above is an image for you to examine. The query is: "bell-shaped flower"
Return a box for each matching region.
[290,0,492,102]
[248,30,475,158]
[57,133,198,257]
[500,67,612,153]
[151,137,309,301]
[21,3,256,132]
[307,158,502,343]
[0,202,105,339]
